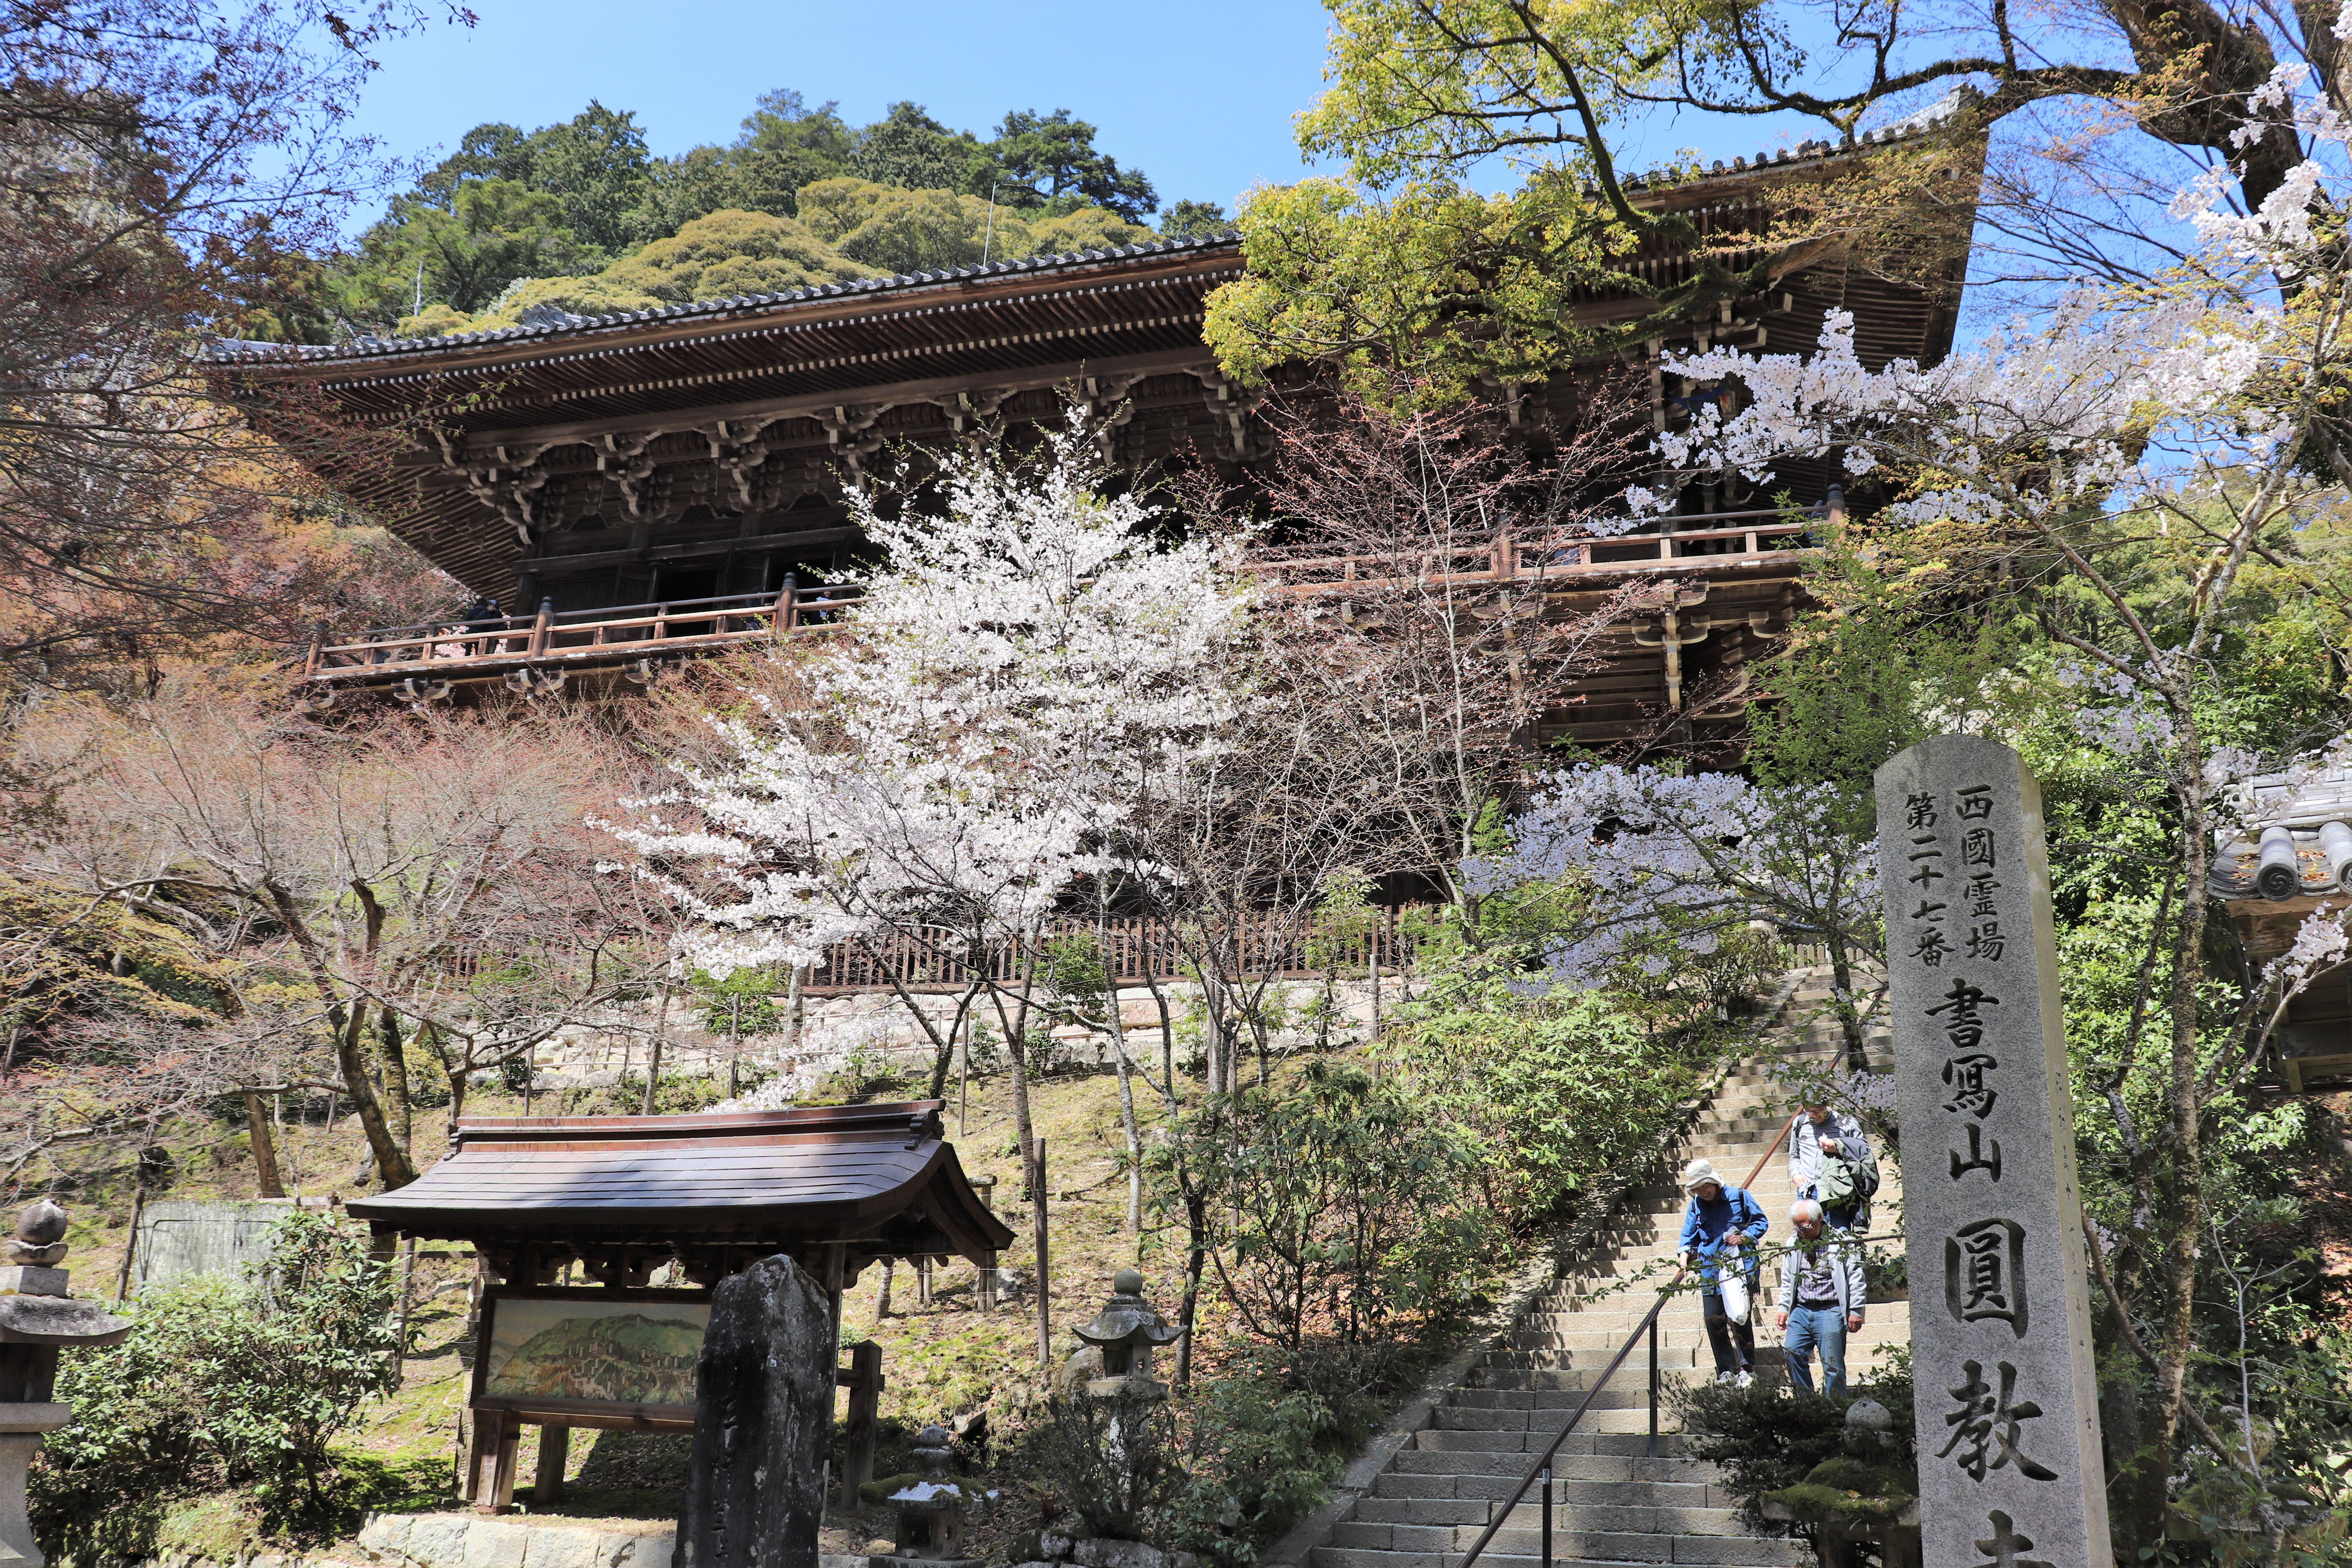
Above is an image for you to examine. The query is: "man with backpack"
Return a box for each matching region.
[1674,1158,1769,1387]
[1788,1099,1878,1232]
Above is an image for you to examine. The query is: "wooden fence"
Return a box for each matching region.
[807,909,1425,994]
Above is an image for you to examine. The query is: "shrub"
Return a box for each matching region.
[1169,1373,1346,1567]
[1668,1350,1916,1539]
[1016,1390,1185,1541]
[1173,1060,1499,1363]
[1387,989,1717,1229]
[35,1210,398,1555]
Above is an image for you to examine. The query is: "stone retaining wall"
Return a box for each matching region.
[526,978,1406,1094]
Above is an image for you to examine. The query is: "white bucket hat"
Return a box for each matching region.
[1680,1158,1721,1191]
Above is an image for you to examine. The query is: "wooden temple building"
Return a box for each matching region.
[218,130,1971,752]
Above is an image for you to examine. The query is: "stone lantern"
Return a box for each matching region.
[0,1200,132,1568]
[1069,1270,1184,1399]
[883,1424,980,1566]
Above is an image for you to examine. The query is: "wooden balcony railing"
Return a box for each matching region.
[301,506,1822,689]
[1253,509,1821,595]
[303,580,866,681]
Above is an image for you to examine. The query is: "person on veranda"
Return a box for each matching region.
[1775,1198,1866,1397]
[1674,1158,1768,1388]
[1788,1098,1876,1232]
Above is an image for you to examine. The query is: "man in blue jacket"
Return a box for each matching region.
[1674,1158,1768,1387]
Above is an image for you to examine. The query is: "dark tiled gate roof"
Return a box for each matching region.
[348,1100,1013,1267]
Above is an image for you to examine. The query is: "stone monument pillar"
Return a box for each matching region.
[0,1200,133,1568]
[677,1254,834,1568]
[1874,735,2113,1568]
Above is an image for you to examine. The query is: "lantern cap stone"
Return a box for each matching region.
[1072,1275,1184,1352]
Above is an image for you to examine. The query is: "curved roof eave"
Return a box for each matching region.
[211,234,1245,373]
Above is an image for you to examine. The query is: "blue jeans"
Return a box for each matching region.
[1784,1304,1848,1396]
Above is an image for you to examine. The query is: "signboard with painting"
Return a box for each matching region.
[470,1286,712,1431]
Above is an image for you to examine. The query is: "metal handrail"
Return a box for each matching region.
[1453,1108,1803,1568]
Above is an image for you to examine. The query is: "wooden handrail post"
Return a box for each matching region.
[1824,485,1846,527]
[777,572,798,633]
[303,619,328,676]
[528,597,553,657]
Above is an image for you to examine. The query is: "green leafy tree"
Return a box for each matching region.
[739,88,856,168]
[797,177,1003,273]
[340,177,599,320]
[521,100,655,253]
[1158,199,1230,240]
[1170,1061,1497,1364]
[415,121,534,206]
[475,273,664,327]
[1027,205,1156,255]
[601,208,863,302]
[848,101,989,193]
[985,108,1156,220]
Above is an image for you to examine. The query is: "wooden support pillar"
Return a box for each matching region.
[915,1255,933,1308]
[837,1340,884,1511]
[534,1422,570,1502]
[468,1407,522,1514]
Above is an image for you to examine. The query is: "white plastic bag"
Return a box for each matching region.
[1718,1261,1751,1326]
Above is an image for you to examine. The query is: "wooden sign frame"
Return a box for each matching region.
[469,1283,713,1434]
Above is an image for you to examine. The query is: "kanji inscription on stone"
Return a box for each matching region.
[1876,735,2112,1568]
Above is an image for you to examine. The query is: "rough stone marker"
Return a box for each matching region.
[1874,734,2112,1568]
[677,1254,833,1568]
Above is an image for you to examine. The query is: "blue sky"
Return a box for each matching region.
[343,0,1341,222]
[339,0,1833,228]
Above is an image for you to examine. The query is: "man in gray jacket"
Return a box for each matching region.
[1774,1198,1865,1396]
[1788,1100,1873,1231]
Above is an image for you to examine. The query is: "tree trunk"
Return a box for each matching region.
[1174,1180,1208,1391]
[641,981,671,1115]
[1105,983,1144,1235]
[1826,941,1869,1074]
[243,1091,285,1198]
[332,995,418,1189]
[994,945,1042,1176]
[927,985,980,1100]
[263,882,415,1189]
[377,1008,413,1166]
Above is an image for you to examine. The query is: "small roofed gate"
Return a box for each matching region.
[347,1101,1011,1514]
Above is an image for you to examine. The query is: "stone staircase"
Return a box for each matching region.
[1312,968,1906,1568]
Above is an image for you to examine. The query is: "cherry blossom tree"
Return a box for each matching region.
[617,419,1256,1359]
[1474,764,1885,1066]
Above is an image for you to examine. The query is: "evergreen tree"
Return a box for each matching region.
[1158,199,1230,240]
[849,101,988,192]
[985,108,1156,220]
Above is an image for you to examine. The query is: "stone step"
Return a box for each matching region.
[1369,1455,1721,1505]
[1314,971,1898,1568]
[1311,1536,1811,1568]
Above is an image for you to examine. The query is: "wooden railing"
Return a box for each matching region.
[303,580,867,678]
[1253,509,1820,595]
[301,506,1823,686]
[808,909,1422,994]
